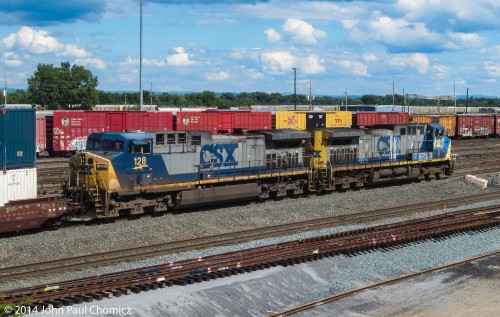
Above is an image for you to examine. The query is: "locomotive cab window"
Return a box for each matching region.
[129,140,151,154]
[87,139,100,150]
[101,140,124,151]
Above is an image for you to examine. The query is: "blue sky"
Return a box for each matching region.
[1,0,500,97]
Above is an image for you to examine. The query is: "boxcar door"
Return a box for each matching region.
[107,113,127,132]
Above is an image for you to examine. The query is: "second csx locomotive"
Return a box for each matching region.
[65,124,453,220]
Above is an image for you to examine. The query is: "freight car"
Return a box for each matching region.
[1,108,68,234]
[410,114,500,139]
[175,110,271,134]
[36,110,273,156]
[63,123,453,221]
[456,114,495,138]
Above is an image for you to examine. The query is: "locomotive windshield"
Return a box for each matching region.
[86,137,125,151]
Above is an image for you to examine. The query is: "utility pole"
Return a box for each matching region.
[466,88,469,113]
[453,82,456,114]
[292,68,298,111]
[392,81,395,111]
[149,82,153,106]
[3,74,6,107]
[402,88,405,112]
[345,89,348,110]
[139,0,144,111]
[307,79,314,111]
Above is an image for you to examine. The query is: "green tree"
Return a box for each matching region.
[27,62,98,110]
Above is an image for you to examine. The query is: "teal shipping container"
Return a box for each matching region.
[0,108,36,170]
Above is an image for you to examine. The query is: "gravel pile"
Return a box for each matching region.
[1,172,500,290]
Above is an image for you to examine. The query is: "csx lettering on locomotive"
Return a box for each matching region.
[200,144,238,168]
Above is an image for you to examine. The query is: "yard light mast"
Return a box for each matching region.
[139,0,144,111]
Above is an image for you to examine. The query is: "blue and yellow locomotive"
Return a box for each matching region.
[66,129,311,219]
[66,123,453,220]
[308,123,453,191]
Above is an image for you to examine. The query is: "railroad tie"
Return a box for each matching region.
[66,296,84,304]
[111,289,123,297]
[118,288,132,295]
[90,293,104,300]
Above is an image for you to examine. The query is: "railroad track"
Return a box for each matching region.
[269,250,500,316]
[1,191,500,285]
[2,204,500,310]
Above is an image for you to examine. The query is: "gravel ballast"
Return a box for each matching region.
[2,174,499,267]
[1,173,500,291]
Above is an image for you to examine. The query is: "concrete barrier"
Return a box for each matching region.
[465,175,488,189]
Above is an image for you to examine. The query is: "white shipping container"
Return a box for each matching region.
[0,168,38,207]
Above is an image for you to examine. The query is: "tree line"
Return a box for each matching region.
[4,62,500,110]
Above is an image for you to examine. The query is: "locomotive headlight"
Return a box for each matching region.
[96,163,108,170]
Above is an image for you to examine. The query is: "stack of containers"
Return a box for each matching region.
[0,108,38,207]
[274,111,352,130]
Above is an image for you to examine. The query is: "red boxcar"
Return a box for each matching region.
[36,116,47,155]
[176,110,272,134]
[456,114,495,138]
[105,111,173,132]
[353,111,409,127]
[49,111,173,153]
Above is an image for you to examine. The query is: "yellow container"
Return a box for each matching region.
[411,115,456,138]
[274,111,352,130]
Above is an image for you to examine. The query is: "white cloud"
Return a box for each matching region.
[338,60,369,77]
[301,55,326,74]
[75,58,106,70]
[2,26,91,58]
[207,71,231,81]
[167,47,193,66]
[62,44,90,58]
[120,56,137,66]
[261,51,295,73]
[244,68,264,79]
[390,53,430,73]
[484,62,500,76]
[363,54,378,62]
[341,19,359,30]
[282,18,326,45]
[1,51,23,67]
[265,28,282,42]
[260,50,325,74]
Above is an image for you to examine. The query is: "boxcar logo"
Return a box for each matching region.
[287,116,295,126]
[61,116,69,127]
[182,117,189,125]
[200,144,238,168]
